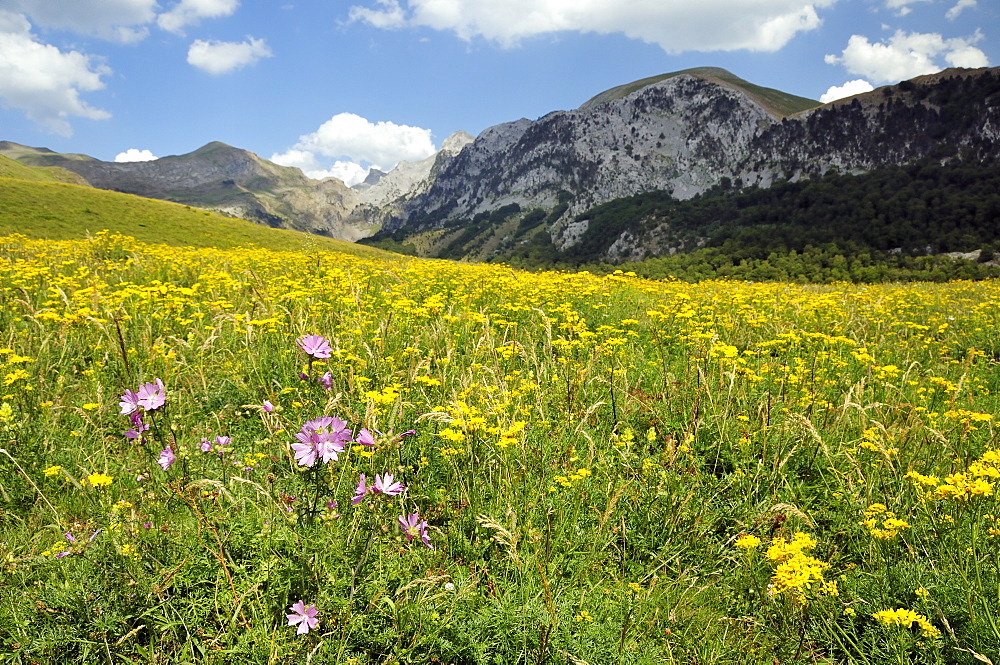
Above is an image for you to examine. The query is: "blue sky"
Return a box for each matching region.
[0,0,995,185]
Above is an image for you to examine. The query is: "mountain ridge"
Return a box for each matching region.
[4,65,998,256]
[579,66,822,118]
[0,140,371,240]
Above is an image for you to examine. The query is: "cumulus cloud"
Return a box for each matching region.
[114,148,158,162]
[349,0,408,29]
[819,79,874,103]
[882,0,930,17]
[825,30,989,84]
[0,10,111,136]
[8,0,157,43]
[157,0,239,34]
[187,36,272,75]
[269,148,371,185]
[271,113,437,186]
[347,0,835,53]
[946,0,976,20]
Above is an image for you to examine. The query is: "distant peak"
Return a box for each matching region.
[442,130,475,153]
[191,141,238,155]
[579,67,820,118]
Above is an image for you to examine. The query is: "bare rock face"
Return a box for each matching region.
[387,74,787,241]
[352,130,474,225]
[383,66,1000,257]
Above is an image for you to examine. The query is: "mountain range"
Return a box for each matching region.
[2,65,999,265]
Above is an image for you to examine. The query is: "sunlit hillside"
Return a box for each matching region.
[0,175,387,258]
[2,230,999,662]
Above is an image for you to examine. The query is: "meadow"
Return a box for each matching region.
[1,229,999,664]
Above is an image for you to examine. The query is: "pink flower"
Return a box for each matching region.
[318,371,332,391]
[125,419,149,440]
[297,334,332,360]
[352,472,404,505]
[118,389,140,415]
[372,472,405,497]
[286,600,320,635]
[397,512,433,549]
[356,428,376,447]
[157,446,175,470]
[351,473,368,505]
[136,378,166,411]
[263,400,274,413]
[291,416,351,467]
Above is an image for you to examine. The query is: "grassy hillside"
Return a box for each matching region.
[0,141,96,167]
[580,66,821,117]
[0,155,88,185]
[0,176,387,257]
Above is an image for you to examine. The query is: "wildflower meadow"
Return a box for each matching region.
[1,230,999,663]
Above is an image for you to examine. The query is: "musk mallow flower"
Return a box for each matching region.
[351,474,369,505]
[297,334,332,360]
[356,428,376,447]
[118,389,140,415]
[398,512,433,549]
[373,472,405,497]
[286,600,320,635]
[135,378,166,411]
[291,416,351,467]
[354,472,406,504]
[125,420,149,440]
[318,371,333,391]
[157,446,175,470]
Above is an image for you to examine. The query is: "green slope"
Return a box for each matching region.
[0,154,88,185]
[0,176,390,257]
[580,66,821,118]
[0,140,96,167]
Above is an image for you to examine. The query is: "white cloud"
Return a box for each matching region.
[946,0,976,20]
[825,30,989,84]
[271,113,437,185]
[883,0,930,17]
[114,148,158,162]
[325,161,371,186]
[269,149,372,186]
[187,36,272,75]
[157,0,239,34]
[347,0,836,53]
[349,0,407,29]
[0,10,111,136]
[819,79,874,102]
[8,0,157,43]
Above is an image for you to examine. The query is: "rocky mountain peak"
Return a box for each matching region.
[441,130,475,154]
[370,65,1000,262]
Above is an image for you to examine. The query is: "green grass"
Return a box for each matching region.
[1,229,1000,663]
[0,176,390,257]
[2,176,1000,664]
[0,156,87,185]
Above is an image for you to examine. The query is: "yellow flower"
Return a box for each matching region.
[735,534,762,550]
[764,532,832,601]
[862,504,910,539]
[42,465,63,477]
[872,608,940,638]
[85,472,113,487]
